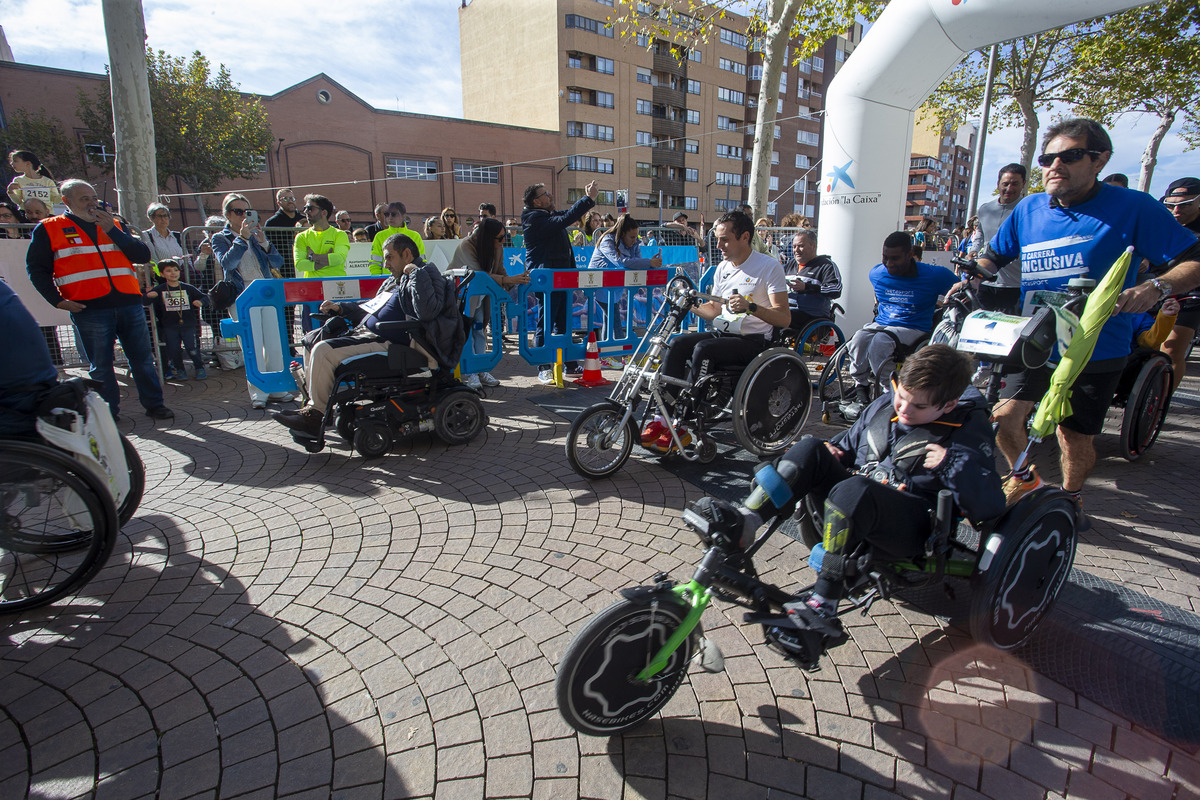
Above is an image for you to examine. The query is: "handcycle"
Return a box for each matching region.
[555,476,1077,736]
[1,379,145,613]
[564,272,814,478]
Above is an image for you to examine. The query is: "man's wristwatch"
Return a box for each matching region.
[747,301,758,313]
[1150,277,1173,299]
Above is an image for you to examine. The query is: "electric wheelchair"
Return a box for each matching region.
[565,272,814,478]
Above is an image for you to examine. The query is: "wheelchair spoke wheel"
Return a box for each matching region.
[353,420,392,459]
[556,596,694,736]
[732,348,812,458]
[818,342,853,404]
[0,443,118,613]
[969,491,1076,650]
[434,391,487,445]
[795,322,844,394]
[566,402,636,479]
[1119,355,1172,461]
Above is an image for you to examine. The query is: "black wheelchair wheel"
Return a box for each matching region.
[565,401,636,479]
[796,496,822,549]
[117,435,144,527]
[795,321,845,395]
[0,442,118,613]
[732,348,812,458]
[434,391,487,445]
[556,596,694,736]
[335,409,356,441]
[1119,354,1172,461]
[819,342,853,404]
[353,420,392,459]
[969,490,1076,651]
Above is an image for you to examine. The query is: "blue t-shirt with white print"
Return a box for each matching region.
[869,261,958,332]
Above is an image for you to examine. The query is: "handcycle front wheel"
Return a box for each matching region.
[732,347,812,458]
[0,441,119,613]
[565,401,637,479]
[556,596,695,736]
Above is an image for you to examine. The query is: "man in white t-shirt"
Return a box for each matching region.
[646,211,790,451]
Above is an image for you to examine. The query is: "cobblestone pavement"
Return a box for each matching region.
[3,353,1200,800]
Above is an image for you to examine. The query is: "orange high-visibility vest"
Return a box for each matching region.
[42,215,141,301]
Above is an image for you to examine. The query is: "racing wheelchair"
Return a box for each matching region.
[554,474,1077,736]
[1,379,145,613]
[564,272,814,478]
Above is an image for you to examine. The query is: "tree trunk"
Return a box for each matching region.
[1014,90,1040,180]
[1138,109,1176,192]
[747,0,801,222]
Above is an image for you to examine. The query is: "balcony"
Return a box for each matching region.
[653,51,685,76]
[651,176,684,196]
[651,147,684,168]
[652,116,685,140]
[653,84,685,109]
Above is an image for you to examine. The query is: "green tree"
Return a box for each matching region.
[1067,1,1200,191]
[613,0,884,221]
[0,108,80,182]
[77,49,274,214]
[920,24,1101,178]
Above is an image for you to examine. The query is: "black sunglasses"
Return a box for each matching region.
[1036,148,1100,168]
[228,208,248,216]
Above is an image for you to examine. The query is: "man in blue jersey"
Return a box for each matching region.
[975,119,1200,520]
[842,231,957,420]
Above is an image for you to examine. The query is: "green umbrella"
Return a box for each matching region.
[1028,246,1135,443]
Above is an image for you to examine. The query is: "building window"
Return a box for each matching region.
[717,87,744,105]
[454,163,499,184]
[567,122,614,141]
[636,130,653,147]
[636,67,652,84]
[811,55,824,71]
[796,57,811,73]
[386,158,438,180]
[685,79,701,96]
[716,144,743,160]
[635,192,658,208]
[715,198,739,212]
[568,87,614,108]
[568,88,583,104]
[797,130,820,146]
[774,125,781,140]
[568,53,582,69]
[715,172,741,186]
[795,154,810,169]
[597,189,614,205]
[684,139,699,154]
[719,58,745,75]
[686,109,700,125]
[767,201,777,216]
[779,71,787,93]
[777,99,784,114]
[636,162,652,178]
[689,48,702,62]
[567,155,613,174]
[565,14,613,37]
[750,64,763,81]
[719,28,747,49]
[685,168,698,182]
[84,142,117,164]
[597,91,614,108]
[636,99,653,115]
[771,151,780,165]
[769,176,779,191]
[597,56,614,74]
[717,115,739,132]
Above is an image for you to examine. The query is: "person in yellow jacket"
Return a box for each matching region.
[294,194,351,332]
[25,179,173,421]
[368,201,425,274]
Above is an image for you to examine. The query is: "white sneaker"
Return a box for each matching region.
[276,392,296,403]
[465,374,483,390]
[537,369,555,384]
[252,400,267,410]
[479,372,500,387]
[842,401,864,421]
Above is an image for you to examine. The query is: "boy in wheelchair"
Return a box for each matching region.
[692,344,1005,660]
[842,231,959,420]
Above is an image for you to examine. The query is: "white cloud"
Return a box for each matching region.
[2,0,464,118]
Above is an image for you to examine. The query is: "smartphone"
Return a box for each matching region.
[246,209,260,226]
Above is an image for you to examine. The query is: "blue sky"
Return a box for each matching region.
[2,0,1192,197]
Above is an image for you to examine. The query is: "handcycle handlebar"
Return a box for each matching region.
[950,253,996,281]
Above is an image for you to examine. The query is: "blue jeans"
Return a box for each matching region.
[534,290,579,371]
[72,304,165,415]
[163,324,203,372]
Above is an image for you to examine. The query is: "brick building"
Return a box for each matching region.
[906,117,977,230]
[0,61,561,229]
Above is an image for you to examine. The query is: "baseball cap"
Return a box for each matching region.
[1162,177,1200,204]
[672,212,688,221]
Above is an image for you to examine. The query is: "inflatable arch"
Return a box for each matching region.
[819,0,1160,329]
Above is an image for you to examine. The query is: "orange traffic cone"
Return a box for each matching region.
[573,330,612,387]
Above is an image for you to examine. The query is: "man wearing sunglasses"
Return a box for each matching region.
[1158,177,1200,389]
[973,119,1200,523]
[368,201,425,275]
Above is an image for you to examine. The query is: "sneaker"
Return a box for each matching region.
[1003,466,1044,506]
[146,406,174,420]
[163,368,178,381]
[841,401,864,422]
[275,392,296,403]
[252,400,267,410]
[1071,493,1092,532]
[654,426,692,454]
[479,372,500,387]
[640,417,668,447]
[195,368,207,380]
[565,364,585,377]
[465,373,483,390]
[601,357,625,370]
[537,369,556,385]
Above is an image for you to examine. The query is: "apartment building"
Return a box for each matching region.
[459,0,858,223]
[906,117,977,229]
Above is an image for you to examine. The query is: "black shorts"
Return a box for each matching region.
[1174,302,1200,332]
[999,356,1126,436]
